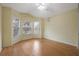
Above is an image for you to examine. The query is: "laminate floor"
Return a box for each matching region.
[0,39,79,56]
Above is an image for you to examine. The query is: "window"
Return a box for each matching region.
[34,21,40,34]
[22,21,32,34]
[12,16,20,41]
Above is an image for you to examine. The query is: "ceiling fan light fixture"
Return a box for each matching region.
[38,5,46,10]
[35,3,47,10]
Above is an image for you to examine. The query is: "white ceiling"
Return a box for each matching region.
[1,3,78,17]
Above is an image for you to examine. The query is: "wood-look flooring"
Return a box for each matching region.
[0,38,79,56]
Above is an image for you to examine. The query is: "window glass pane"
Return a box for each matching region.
[12,17,20,41]
[34,21,40,34]
[22,21,32,34]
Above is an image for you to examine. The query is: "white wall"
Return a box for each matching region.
[44,9,78,47]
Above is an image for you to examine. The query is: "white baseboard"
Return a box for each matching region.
[12,37,33,45]
[44,36,77,47]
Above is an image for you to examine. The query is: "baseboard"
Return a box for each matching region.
[5,38,42,48]
[44,36,77,47]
